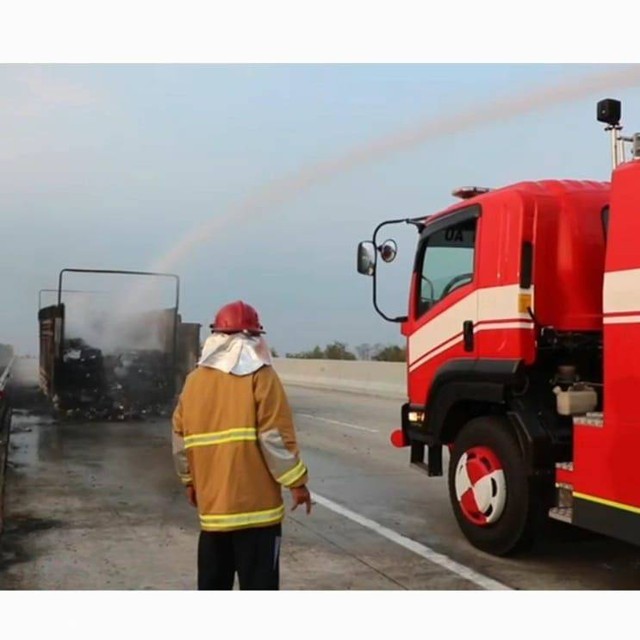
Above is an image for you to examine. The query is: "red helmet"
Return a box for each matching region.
[210,301,265,335]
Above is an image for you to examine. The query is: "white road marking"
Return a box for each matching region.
[311,492,512,591]
[297,413,378,433]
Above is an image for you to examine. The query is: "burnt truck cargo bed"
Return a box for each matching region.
[39,306,200,420]
[37,269,201,421]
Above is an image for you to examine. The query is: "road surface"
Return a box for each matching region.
[1,383,639,590]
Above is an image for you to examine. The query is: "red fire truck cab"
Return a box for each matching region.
[357,98,640,556]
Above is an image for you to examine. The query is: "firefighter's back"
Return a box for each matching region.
[178,365,283,530]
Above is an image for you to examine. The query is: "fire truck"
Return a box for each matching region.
[356,98,640,556]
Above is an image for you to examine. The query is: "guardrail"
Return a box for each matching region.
[0,356,15,392]
[272,358,406,400]
[0,356,15,535]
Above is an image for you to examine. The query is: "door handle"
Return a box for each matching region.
[463,320,474,352]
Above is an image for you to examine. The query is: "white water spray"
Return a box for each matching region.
[149,65,640,276]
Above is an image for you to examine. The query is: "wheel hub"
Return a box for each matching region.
[454,445,507,526]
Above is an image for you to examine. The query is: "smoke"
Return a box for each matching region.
[9,357,39,386]
[64,301,164,353]
[148,65,640,276]
[60,281,176,355]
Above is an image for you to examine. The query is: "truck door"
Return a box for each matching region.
[406,206,479,403]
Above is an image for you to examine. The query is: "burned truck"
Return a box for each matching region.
[38,269,201,420]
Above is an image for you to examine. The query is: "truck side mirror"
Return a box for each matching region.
[357,241,376,276]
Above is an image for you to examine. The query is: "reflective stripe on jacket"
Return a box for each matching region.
[172,364,308,532]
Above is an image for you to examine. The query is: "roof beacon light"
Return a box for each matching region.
[452,186,491,200]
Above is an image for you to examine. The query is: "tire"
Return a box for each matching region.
[448,415,545,556]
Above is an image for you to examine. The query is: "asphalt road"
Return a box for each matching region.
[1,382,639,590]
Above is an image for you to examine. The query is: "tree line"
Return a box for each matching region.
[276,341,406,362]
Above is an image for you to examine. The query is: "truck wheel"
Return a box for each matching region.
[448,415,543,556]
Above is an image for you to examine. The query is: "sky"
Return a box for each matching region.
[2,63,640,356]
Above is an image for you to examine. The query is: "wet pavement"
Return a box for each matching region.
[0,403,477,590]
[1,383,640,590]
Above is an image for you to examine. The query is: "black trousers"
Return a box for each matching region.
[197,524,282,590]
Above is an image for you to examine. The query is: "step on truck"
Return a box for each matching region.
[356,98,640,555]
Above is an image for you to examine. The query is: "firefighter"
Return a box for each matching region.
[172,300,311,590]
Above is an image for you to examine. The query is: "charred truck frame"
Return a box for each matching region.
[38,268,201,420]
[357,98,640,556]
